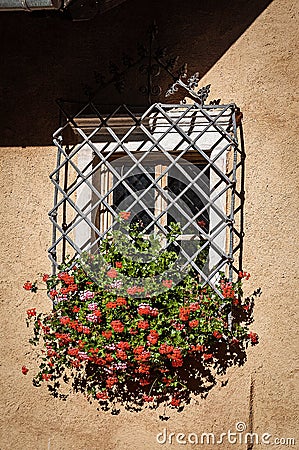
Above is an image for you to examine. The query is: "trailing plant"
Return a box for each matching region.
[23,213,260,413]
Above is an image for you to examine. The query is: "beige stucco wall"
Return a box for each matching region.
[0,0,298,448]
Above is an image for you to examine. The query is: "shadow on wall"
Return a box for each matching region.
[0,0,272,146]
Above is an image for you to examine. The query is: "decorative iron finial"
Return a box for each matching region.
[165,69,211,106]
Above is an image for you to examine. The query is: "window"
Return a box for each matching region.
[49,102,243,294]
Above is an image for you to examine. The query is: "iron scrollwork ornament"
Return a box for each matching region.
[165,70,211,106]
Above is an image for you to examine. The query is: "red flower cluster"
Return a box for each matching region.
[49,289,58,298]
[159,343,174,355]
[57,272,78,293]
[115,262,122,268]
[119,211,131,220]
[106,376,118,388]
[170,397,181,407]
[107,268,118,279]
[117,341,130,350]
[21,366,29,375]
[127,286,145,295]
[220,280,235,299]
[213,330,222,339]
[179,307,190,321]
[96,391,108,400]
[110,320,124,333]
[116,297,127,306]
[42,373,52,381]
[147,330,159,345]
[27,308,36,317]
[197,220,206,228]
[106,301,117,309]
[162,279,173,289]
[23,281,33,291]
[60,316,71,325]
[135,350,151,362]
[137,304,151,315]
[189,319,199,328]
[102,330,112,339]
[67,347,79,356]
[190,344,204,352]
[248,331,258,344]
[137,320,149,330]
[116,349,127,360]
[55,332,72,345]
[135,364,150,374]
[189,302,200,311]
[238,271,250,280]
[168,348,183,367]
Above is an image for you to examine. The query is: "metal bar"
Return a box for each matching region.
[0,0,61,10]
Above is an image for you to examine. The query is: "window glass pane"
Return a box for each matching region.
[113,166,155,231]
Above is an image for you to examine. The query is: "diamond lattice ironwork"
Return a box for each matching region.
[49,100,244,297]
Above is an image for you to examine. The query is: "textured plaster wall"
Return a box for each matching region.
[0,0,298,449]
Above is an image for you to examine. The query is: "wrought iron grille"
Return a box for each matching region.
[49,100,244,297]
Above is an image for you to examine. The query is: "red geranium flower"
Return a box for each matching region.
[162,279,173,289]
[116,349,127,360]
[117,341,130,350]
[67,348,79,356]
[82,326,91,334]
[147,330,159,345]
[42,274,49,282]
[27,308,36,317]
[189,302,200,311]
[119,211,131,220]
[197,220,206,228]
[49,289,58,298]
[115,262,122,268]
[106,301,116,309]
[21,366,29,375]
[106,376,118,388]
[96,391,108,400]
[60,316,71,325]
[150,308,159,317]
[213,330,222,339]
[60,287,69,295]
[107,268,118,278]
[57,271,67,280]
[248,331,258,344]
[116,297,127,306]
[179,307,190,321]
[170,397,181,407]
[238,271,250,280]
[137,320,149,330]
[111,320,124,333]
[42,373,52,381]
[68,283,78,292]
[190,344,204,352]
[189,319,199,328]
[23,281,33,291]
[102,330,113,339]
[159,343,174,355]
